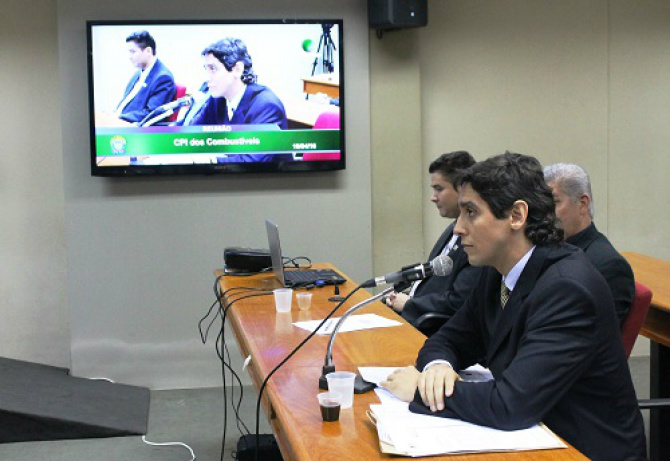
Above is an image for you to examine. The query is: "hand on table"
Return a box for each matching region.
[418,363,461,412]
[380,366,420,402]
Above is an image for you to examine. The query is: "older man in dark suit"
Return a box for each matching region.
[385,151,481,336]
[383,153,646,461]
[544,163,634,325]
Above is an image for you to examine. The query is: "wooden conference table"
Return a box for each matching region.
[215,264,586,461]
[622,252,670,461]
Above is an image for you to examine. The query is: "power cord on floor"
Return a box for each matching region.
[142,435,196,460]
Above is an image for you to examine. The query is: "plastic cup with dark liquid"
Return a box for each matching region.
[317,391,342,422]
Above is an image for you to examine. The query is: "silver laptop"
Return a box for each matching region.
[265,219,346,287]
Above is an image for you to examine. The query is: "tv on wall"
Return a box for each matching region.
[86,20,344,176]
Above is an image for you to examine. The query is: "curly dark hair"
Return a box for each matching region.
[460,152,563,245]
[202,37,257,85]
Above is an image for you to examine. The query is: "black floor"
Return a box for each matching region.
[0,356,651,461]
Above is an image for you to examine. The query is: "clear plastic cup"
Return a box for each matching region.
[317,391,342,422]
[296,292,313,311]
[325,371,356,409]
[273,288,293,313]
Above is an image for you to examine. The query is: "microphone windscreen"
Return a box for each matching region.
[432,254,453,277]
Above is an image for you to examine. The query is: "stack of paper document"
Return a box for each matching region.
[359,367,566,457]
[368,404,566,457]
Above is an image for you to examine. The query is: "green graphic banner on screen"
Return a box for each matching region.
[96,130,340,157]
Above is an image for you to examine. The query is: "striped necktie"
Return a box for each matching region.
[500,282,510,309]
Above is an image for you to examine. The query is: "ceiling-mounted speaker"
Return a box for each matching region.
[368,0,428,31]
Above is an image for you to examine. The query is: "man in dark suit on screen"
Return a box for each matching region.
[544,163,635,325]
[382,153,646,461]
[191,37,291,163]
[115,31,176,124]
[385,151,481,335]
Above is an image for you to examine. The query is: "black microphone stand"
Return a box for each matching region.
[318,286,394,393]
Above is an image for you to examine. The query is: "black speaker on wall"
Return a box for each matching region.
[368,0,428,31]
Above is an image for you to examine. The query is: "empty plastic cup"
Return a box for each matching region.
[273,288,293,313]
[325,371,356,409]
[296,292,313,311]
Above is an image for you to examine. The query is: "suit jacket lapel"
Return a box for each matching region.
[429,222,455,259]
[486,246,550,361]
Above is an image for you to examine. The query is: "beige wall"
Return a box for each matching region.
[0,0,70,366]
[370,30,425,275]
[3,0,668,380]
[58,0,372,388]
[370,0,670,355]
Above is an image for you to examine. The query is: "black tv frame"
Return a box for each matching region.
[86,19,345,177]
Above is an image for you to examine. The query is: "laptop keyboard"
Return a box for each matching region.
[284,269,345,285]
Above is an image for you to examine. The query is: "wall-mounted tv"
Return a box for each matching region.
[87,20,344,176]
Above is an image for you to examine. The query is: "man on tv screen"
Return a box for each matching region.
[191,37,292,163]
[115,30,176,124]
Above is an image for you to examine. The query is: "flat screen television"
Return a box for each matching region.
[86,20,344,176]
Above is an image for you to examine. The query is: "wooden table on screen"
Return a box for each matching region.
[215,264,586,461]
[301,74,340,99]
[622,252,670,461]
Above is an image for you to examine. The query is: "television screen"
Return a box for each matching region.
[87,20,344,176]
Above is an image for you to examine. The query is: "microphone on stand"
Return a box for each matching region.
[362,253,454,289]
[318,254,454,393]
[138,92,204,127]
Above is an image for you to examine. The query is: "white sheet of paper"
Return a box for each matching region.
[370,404,566,457]
[459,364,494,382]
[293,313,402,335]
[359,366,400,386]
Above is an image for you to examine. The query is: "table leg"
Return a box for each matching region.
[649,341,670,461]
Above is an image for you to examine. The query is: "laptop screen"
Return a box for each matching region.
[265,219,286,286]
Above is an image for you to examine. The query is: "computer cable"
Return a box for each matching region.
[206,281,273,461]
[216,291,273,461]
[142,435,195,461]
[282,255,313,269]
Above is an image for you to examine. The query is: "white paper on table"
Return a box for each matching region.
[373,386,408,406]
[459,364,494,382]
[293,313,402,335]
[359,366,401,386]
[370,404,566,457]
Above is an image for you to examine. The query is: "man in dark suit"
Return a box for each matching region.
[385,151,481,335]
[191,37,291,163]
[544,163,635,325]
[115,31,176,124]
[382,153,646,461]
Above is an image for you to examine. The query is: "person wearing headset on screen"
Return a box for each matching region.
[190,37,292,163]
[115,30,176,124]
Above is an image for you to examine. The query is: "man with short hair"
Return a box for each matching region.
[385,151,481,335]
[544,163,634,325]
[116,31,176,123]
[382,153,646,461]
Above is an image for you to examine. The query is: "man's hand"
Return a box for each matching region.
[418,364,460,412]
[386,292,410,312]
[380,366,420,402]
